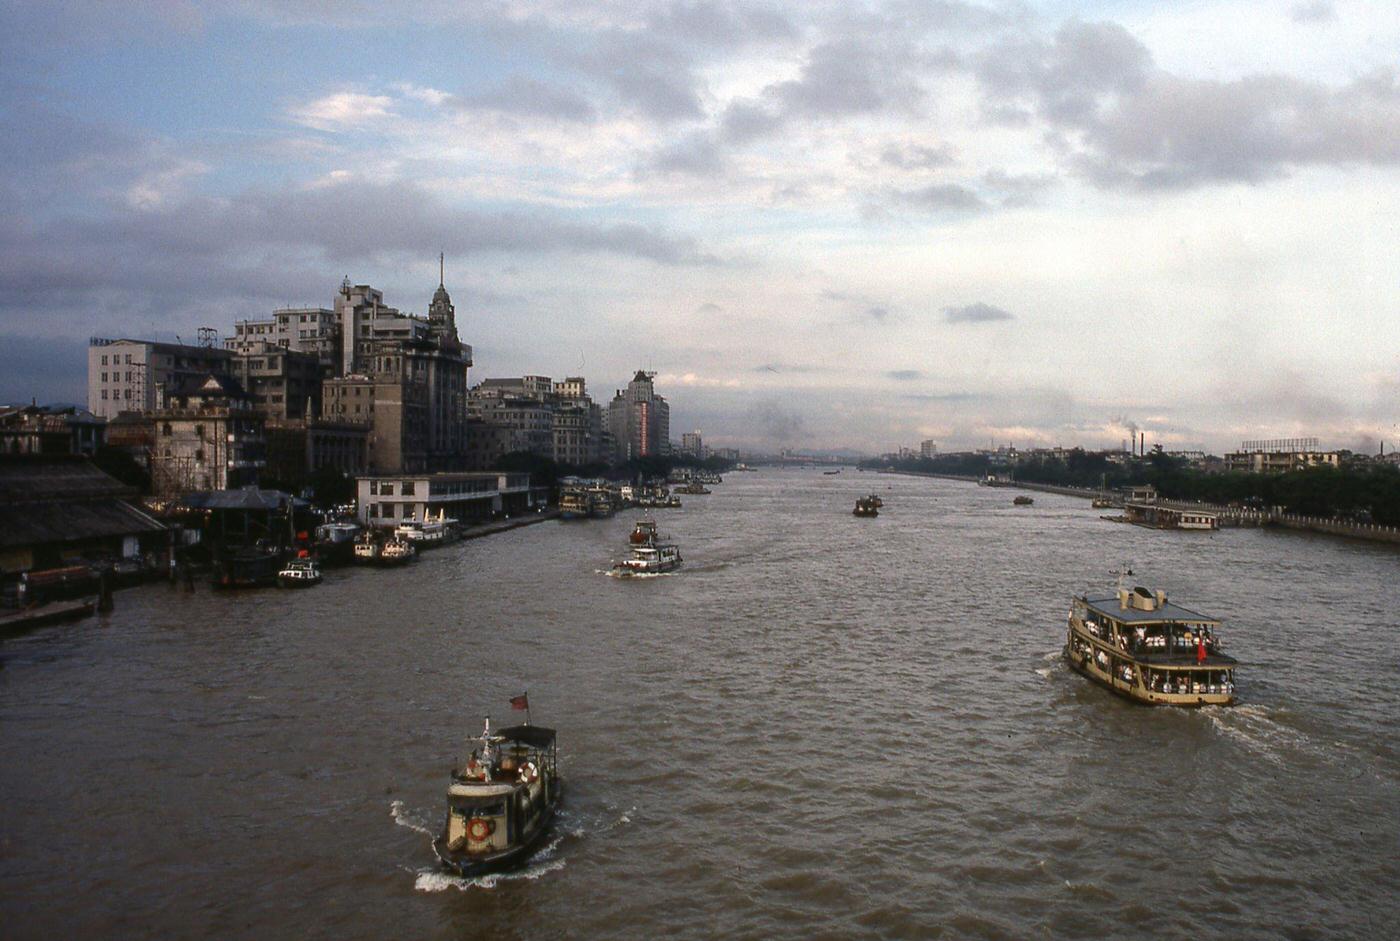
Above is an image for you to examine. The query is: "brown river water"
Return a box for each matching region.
[2,468,1398,940]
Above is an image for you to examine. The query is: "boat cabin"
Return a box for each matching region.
[439,722,559,869]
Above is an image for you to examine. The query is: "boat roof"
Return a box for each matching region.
[1082,594,1219,624]
[497,724,556,749]
[449,782,515,798]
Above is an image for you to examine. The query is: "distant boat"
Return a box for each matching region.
[824,469,841,475]
[1014,495,1034,506]
[614,518,682,575]
[277,556,322,588]
[853,497,879,517]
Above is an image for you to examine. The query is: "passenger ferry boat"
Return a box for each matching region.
[378,536,415,566]
[853,497,878,517]
[352,531,380,563]
[395,514,457,548]
[559,488,590,520]
[277,556,322,588]
[1065,582,1238,706]
[614,519,682,575]
[434,716,560,877]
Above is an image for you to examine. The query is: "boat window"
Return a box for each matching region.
[453,798,506,816]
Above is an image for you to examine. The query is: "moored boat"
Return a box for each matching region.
[212,546,282,589]
[434,714,561,878]
[277,556,322,588]
[676,481,710,495]
[378,536,416,566]
[1064,583,1238,706]
[559,488,590,520]
[395,514,457,548]
[352,531,381,563]
[314,521,362,564]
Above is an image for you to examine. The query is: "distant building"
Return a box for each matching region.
[1225,438,1340,474]
[920,439,937,459]
[226,307,338,372]
[681,431,705,458]
[608,371,670,461]
[88,338,232,420]
[0,405,106,456]
[467,374,604,468]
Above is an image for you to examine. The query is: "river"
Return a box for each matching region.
[2,468,1397,939]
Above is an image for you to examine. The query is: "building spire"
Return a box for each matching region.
[439,252,444,288]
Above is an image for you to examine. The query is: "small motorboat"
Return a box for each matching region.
[1014,495,1034,506]
[434,713,561,877]
[853,497,879,517]
[277,556,322,588]
[378,537,416,566]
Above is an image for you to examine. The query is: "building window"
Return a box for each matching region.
[402,482,415,495]
[101,355,108,365]
[101,390,108,400]
[163,423,173,436]
[381,483,394,496]
[369,481,378,495]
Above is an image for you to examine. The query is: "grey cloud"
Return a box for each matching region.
[944,302,1014,323]
[568,29,707,122]
[747,398,807,444]
[887,182,988,212]
[754,362,825,374]
[696,302,723,314]
[879,141,956,170]
[975,19,1400,190]
[982,168,1056,206]
[641,133,726,178]
[646,1,795,47]
[451,76,596,122]
[887,369,923,381]
[901,391,979,402]
[0,333,89,405]
[1290,1,1336,23]
[866,306,890,322]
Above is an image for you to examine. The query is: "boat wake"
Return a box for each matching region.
[603,570,676,579]
[1205,703,1329,769]
[389,799,433,836]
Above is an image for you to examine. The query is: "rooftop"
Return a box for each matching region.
[1082,593,1219,625]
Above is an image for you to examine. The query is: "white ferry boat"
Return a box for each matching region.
[395,513,457,548]
[1065,581,1238,706]
[613,519,682,575]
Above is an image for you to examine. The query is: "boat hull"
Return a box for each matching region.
[277,575,321,588]
[434,800,560,877]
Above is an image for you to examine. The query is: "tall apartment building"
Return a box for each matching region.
[227,307,338,372]
[680,431,704,458]
[467,374,605,468]
[608,371,670,461]
[920,439,938,459]
[228,344,322,420]
[88,338,232,420]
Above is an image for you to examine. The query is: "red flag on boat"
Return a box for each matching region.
[510,693,529,711]
[1196,637,1207,663]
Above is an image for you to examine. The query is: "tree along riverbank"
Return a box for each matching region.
[865,450,1400,528]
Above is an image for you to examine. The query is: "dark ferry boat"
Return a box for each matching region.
[434,714,561,877]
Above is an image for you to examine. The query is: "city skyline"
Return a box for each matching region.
[3,1,1398,454]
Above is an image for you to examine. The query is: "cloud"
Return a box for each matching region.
[1290,1,1336,24]
[641,133,726,178]
[747,398,807,444]
[865,306,890,322]
[886,182,988,212]
[887,369,923,380]
[450,76,596,122]
[289,92,396,131]
[879,141,957,170]
[975,19,1400,190]
[696,302,723,315]
[943,302,1014,323]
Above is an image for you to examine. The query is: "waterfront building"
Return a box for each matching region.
[607,371,670,461]
[681,431,705,459]
[88,338,232,420]
[147,375,266,498]
[0,454,167,577]
[356,471,535,525]
[0,405,106,457]
[1225,438,1340,474]
[468,375,604,467]
[920,439,938,459]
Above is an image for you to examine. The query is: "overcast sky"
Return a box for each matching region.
[2,0,1398,454]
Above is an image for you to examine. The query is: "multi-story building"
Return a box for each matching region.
[356,471,535,525]
[226,307,338,371]
[228,344,323,421]
[0,406,106,456]
[88,338,232,420]
[920,439,938,459]
[468,374,604,467]
[608,371,670,461]
[147,374,266,497]
[681,431,705,458]
[1225,438,1340,474]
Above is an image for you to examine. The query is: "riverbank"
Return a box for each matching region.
[879,469,1400,545]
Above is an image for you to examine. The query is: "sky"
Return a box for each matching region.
[2,0,1399,455]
